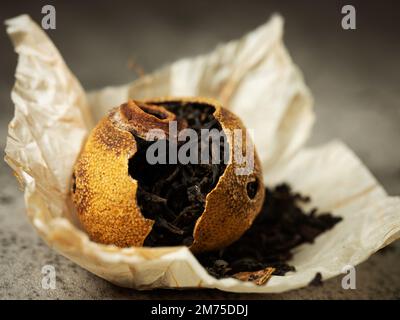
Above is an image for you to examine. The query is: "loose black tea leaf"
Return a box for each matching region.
[196,183,342,281]
[309,272,323,286]
[129,102,227,247]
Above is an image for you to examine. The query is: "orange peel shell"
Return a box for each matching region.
[72,97,265,253]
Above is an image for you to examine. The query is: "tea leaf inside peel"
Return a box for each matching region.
[129,101,227,247]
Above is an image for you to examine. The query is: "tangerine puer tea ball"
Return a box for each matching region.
[72,97,264,253]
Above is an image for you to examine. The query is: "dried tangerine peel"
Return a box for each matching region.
[72,97,264,253]
[72,116,153,247]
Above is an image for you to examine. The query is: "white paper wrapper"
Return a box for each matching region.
[4,14,400,293]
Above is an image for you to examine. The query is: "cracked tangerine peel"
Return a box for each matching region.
[72,97,265,253]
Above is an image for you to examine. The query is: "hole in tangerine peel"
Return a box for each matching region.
[246,178,259,199]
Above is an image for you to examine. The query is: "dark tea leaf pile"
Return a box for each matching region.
[196,184,342,280]
[129,102,227,247]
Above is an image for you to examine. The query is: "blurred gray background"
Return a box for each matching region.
[0,0,399,299]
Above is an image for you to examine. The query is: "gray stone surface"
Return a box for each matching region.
[0,0,399,299]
